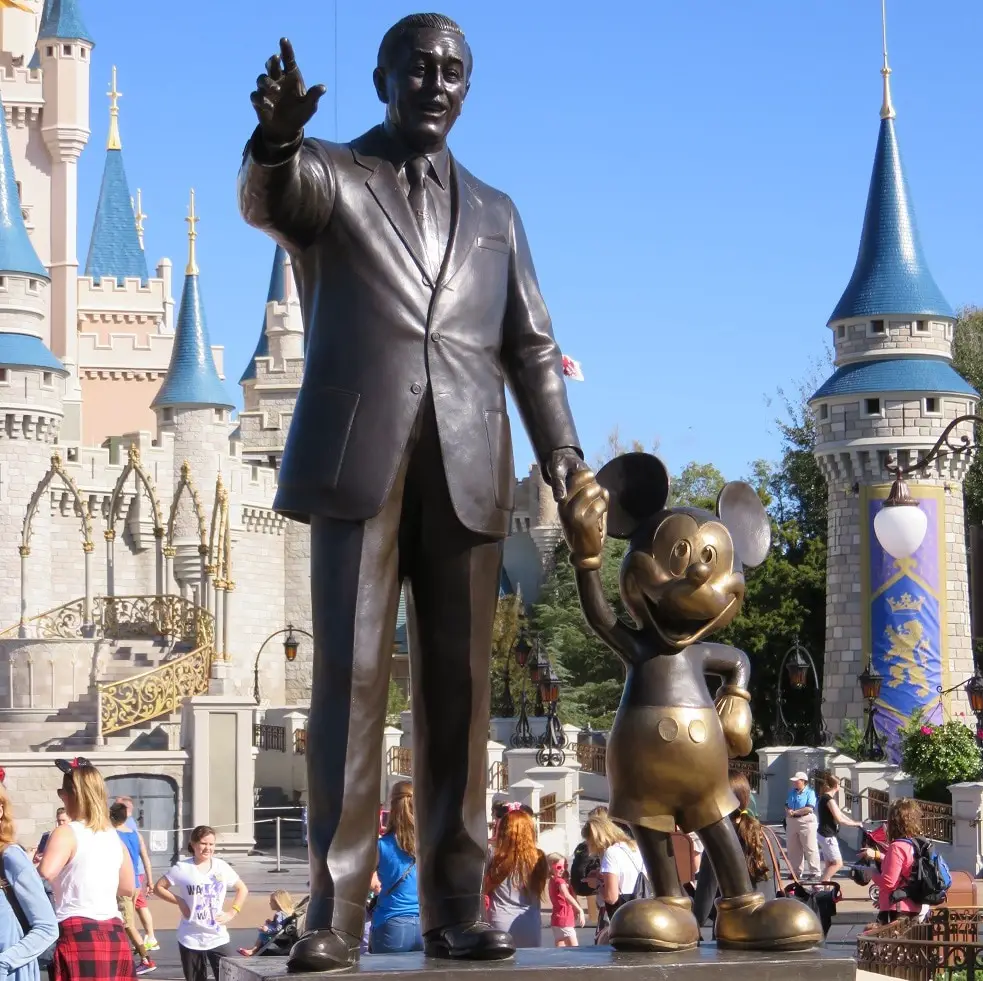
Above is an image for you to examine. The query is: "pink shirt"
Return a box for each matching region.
[871,839,920,913]
[548,875,575,927]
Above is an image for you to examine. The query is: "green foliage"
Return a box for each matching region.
[952,306,983,529]
[834,719,866,758]
[490,593,523,717]
[386,676,408,726]
[670,462,726,511]
[898,712,981,802]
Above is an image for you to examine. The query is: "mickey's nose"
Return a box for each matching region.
[686,562,712,587]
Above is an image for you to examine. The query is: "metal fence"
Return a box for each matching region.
[730,758,764,793]
[388,746,413,776]
[575,742,607,776]
[489,760,508,791]
[253,724,286,752]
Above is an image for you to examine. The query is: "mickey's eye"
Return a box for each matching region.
[700,545,716,565]
[669,540,690,577]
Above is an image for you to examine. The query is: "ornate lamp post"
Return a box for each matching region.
[253,624,313,704]
[536,660,566,767]
[499,654,515,718]
[772,638,830,747]
[858,659,885,762]
[511,632,536,748]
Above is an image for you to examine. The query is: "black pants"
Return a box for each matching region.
[178,943,232,981]
[305,395,503,940]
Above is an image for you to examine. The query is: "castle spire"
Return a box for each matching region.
[131,188,145,250]
[0,91,47,280]
[239,245,286,384]
[827,3,950,323]
[185,188,199,276]
[36,0,92,43]
[107,65,122,150]
[880,0,895,121]
[151,200,233,412]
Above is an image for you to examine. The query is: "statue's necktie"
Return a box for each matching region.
[406,155,441,280]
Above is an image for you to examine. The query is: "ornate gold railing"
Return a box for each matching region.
[0,594,212,648]
[575,742,607,776]
[99,642,212,735]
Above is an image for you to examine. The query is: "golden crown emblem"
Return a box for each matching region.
[887,592,925,614]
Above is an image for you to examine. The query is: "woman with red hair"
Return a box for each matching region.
[484,805,549,948]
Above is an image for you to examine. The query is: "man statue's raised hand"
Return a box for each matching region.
[250,38,326,148]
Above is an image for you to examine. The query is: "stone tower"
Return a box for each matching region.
[36,0,91,442]
[810,37,977,758]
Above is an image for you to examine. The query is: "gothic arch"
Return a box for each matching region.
[21,452,92,553]
[107,444,164,537]
[166,461,207,549]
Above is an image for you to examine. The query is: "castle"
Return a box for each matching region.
[811,37,977,755]
[0,0,563,843]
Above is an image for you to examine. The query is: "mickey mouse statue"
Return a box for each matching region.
[559,452,822,953]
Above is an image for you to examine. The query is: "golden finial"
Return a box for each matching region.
[185,189,199,275]
[107,65,122,150]
[880,0,895,120]
[131,189,146,250]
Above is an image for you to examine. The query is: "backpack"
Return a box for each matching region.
[891,837,952,906]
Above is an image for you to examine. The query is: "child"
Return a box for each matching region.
[109,802,157,974]
[238,890,295,956]
[547,853,585,947]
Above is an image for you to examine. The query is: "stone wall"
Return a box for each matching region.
[831,318,953,363]
[815,395,976,447]
[283,520,312,706]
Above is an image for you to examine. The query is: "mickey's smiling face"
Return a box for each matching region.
[620,508,746,649]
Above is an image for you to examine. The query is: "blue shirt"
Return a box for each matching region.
[786,786,817,812]
[117,828,143,880]
[372,834,418,928]
[123,818,145,878]
[0,845,57,981]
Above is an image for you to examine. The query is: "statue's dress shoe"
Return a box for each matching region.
[715,894,823,951]
[287,929,359,973]
[608,896,700,952]
[424,921,515,960]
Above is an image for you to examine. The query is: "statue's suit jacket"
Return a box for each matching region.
[238,124,581,538]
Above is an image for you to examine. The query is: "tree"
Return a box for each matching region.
[952,307,983,529]
[670,462,725,510]
[490,593,523,716]
[592,426,659,470]
[386,677,408,726]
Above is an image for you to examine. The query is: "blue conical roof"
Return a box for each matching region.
[36,0,93,43]
[151,273,233,410]
[85,150,148,286]
[0,95,47,280]
[239,245,286,384]
[829,116,952,323]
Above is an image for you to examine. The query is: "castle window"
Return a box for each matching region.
[14,181,20,201]
[214,408,225,422]
[924,397,941,416]
[41,372,51,387]
[45,46,53,58]
[162,407,173,423]
[836,325,845,340]
[0,369,8,384]
[914,320,929,333]
[27,279,38,293]
[869,319,886,336]
[62,44,71,57]
[946,323,954,341]
[818,403,829,421]
[863,397,882,417]
[80,48,87,61]
[0,277,7,291]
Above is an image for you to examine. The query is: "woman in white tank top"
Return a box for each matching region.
[38,759,136,981]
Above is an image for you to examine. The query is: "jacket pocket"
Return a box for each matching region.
[290,385,360,489]
[484,409,515,511]
[476,235,510,255]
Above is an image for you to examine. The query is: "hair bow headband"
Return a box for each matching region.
[505,801,523,813]
[54,757,91,774]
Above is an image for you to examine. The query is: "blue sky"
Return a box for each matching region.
[73,1,983,481]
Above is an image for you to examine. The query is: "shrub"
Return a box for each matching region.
[898,712,981,802]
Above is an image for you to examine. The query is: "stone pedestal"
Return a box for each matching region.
[755,746,802,823]
[220,942,856,981]
[948,781,983,876]
[184,695,258,853]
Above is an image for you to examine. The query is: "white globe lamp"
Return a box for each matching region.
[873,476,928,560]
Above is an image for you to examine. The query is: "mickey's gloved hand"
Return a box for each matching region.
[557,468,609,571]
[714,685,753,758]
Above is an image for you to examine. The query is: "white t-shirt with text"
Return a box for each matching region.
[164,856,240,950]
[600,841,646,895]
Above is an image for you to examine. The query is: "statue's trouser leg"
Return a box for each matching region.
[402,398,503,936]
[631,825,686,899]
[698,817,756,900]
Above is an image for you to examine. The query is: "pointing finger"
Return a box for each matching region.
[280,38,297,72]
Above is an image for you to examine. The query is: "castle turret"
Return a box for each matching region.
[0,88,65,627]
[811,17,976,759]
[152,190,233,603]
[84,66,148,286]
[36,0,92,443]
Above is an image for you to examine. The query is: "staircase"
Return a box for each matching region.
[0,594,215,750]
[253,786,305,848]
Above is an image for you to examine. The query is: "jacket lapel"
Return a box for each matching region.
[352,130,434,285]
[440,160,481,289]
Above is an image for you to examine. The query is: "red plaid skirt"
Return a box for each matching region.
[53,916,136,981]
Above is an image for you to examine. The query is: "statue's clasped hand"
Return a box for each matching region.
[557,467,609,572]
[714,685,753,759]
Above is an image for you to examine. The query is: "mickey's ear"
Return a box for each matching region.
[716,481,771,567]
[595,453,671,540]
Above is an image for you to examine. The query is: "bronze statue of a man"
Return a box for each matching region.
[238,13,598,972]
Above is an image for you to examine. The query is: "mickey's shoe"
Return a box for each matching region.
[608,896,700,952]
[424,922,515,960]
[714,893,822,952]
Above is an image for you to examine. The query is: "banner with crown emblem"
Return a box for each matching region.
[864,486,946,762]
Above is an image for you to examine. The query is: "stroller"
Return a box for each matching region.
[851,823,888,904]
[253,895,310,957]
